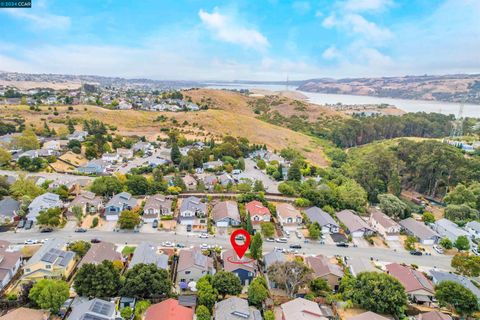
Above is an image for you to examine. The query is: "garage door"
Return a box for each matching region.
[216,221,229,228]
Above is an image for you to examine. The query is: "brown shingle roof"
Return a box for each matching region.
[305,255,343,278]
[386,263,434,294]
[78,242,122,267]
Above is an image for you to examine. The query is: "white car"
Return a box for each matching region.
[275,238,288,243]
[472,247,479,256]
[24,239,38,245]
[274,247,286,253]
[199,233,209,239]
[161,241,175,247]
[200,243,210,250]
[265,237,275,242]
[433,245,444,254]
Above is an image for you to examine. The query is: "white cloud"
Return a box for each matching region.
[322,46,341,60]
[4,9,70,29]
[198,9,269,51]
[344,14,392,42]
[342,0,393,13]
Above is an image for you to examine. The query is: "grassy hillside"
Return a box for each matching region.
[0,98,331,166]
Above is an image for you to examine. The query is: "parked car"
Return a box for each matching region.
[162,241,175,247]
[284,230,290,237]
[200,243,210,250]
[75,228,87,233]
[199,233,209,239]
[295,231,302,239]
[24,239,38,245]
[152,220,158,228]
[472,247,479,256]
[410,250,423,256]
[265,237,275,242]
[274,247,286,253]
[289,244,302,249]
[90,238,101,243]
[40,227,53,233]
[275,238,288,243]
[17,220,25,228]
[176,243,186,248]
[433,245,444,254]
[25,220,33,230]
[186,225,192,232]
[336,242,349,247]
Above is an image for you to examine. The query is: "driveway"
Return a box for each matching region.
[352,237,371,248]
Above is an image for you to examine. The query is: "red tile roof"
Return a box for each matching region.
[245,201,270,217]
[144,298,193,320]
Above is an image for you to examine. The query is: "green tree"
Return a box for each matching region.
[90,176,123,197]
[120,307,133,319]
[308,222,321,240]
[197,276,218,311]
[404,236,417,250]
[454,236,470,251]
[212,271,242,297]
[9,174,44,198]
[195,305,211,320]
[0,147,11,166]
[350,272,407,316]
[120,263,172,299]
[67,119,75,134]
[118,210,141,229]
[260,222,275,238]
[71,205,83,226]
[67,240,91,258]
[245,212,254,235]
[444,184,476,208]
[309,278,331,297]
[264,310,275,320]
[248,277,269,307]
[287,160,302,181]
[445,204,479,225]
[422,212,435,224]
[171,143,181,165]
[267,261,313,297]
[134,300,151,320]
[28,279,69,313]
[378,194,409,219]
[250,233,263,260]
[336,179,367,212]
[12,129,39,151]
[36,207,62,227]
[439,237,453,249]
[125,175,149,195]
[256,159,266,170]
[73,261,122,298]
[435,281,479,316]
[253,180,265,192]
[451,254,480,277]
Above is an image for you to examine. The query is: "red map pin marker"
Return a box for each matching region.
[230,229,251,259]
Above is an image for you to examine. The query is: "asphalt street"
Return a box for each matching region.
[2,229,453,270]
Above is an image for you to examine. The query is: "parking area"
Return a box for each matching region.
[237,159,280,193]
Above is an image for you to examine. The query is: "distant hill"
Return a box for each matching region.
[298,74,480,104]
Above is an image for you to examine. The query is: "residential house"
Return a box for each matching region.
[0,240,22,290]
[68,298,119,320]
[430,270,480,301]
[27,192,63,221]
[202,160,223,170]
[116,148,133,160]
[43,140,67,151]
[149,157,169,167]
[67,131,88,142]
[346,257,379,277]
[369,208,401,240]
[433,218,470,242]
[143,194,172,222]
[203,175,218,190]
[336,210,374,238]
[386,263,435,304]
[0,308,49,320]
[415,311,452,320]
[144,299,193,320]
[281,298,327,320]
[132,141,153,153]
[305,255,343,290]
[212,201,241,228]
[177,247,215,285]
[182,175,197,191]
[77,159,109,175]
[218,173,234,187]
[22,238,76,282]
[223,249,257,285]
[101,152,120,163]
[78,242,122,268]
[0,197,20,224]
[68,191,103,217]
[465,221,480,238]
[304,207,339,234]
[263,251,286,289]
[104,192,138,221]
[399,218,440,245]
[214,297,261,320]
[179,196,207,230]
[347,311,390,320]
[245,200,271,230]
[276,203,302,231]
[129,242,169,270]
[117,100,132,110]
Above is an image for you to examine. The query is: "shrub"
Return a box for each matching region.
[91,217,99,228]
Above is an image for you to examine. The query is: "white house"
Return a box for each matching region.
[369,208,401,240]
[465,221,480,238]
[337,210,374,238]
[27,193,63,221]
[433,218,470,242]
[304,206,339,234]
[101,153,120,163]
[276,203,302,231]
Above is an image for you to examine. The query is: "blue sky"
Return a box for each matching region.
[0,0,479,80]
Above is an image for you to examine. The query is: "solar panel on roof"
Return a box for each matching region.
[81,314,109,320]
[90,300,113,316]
